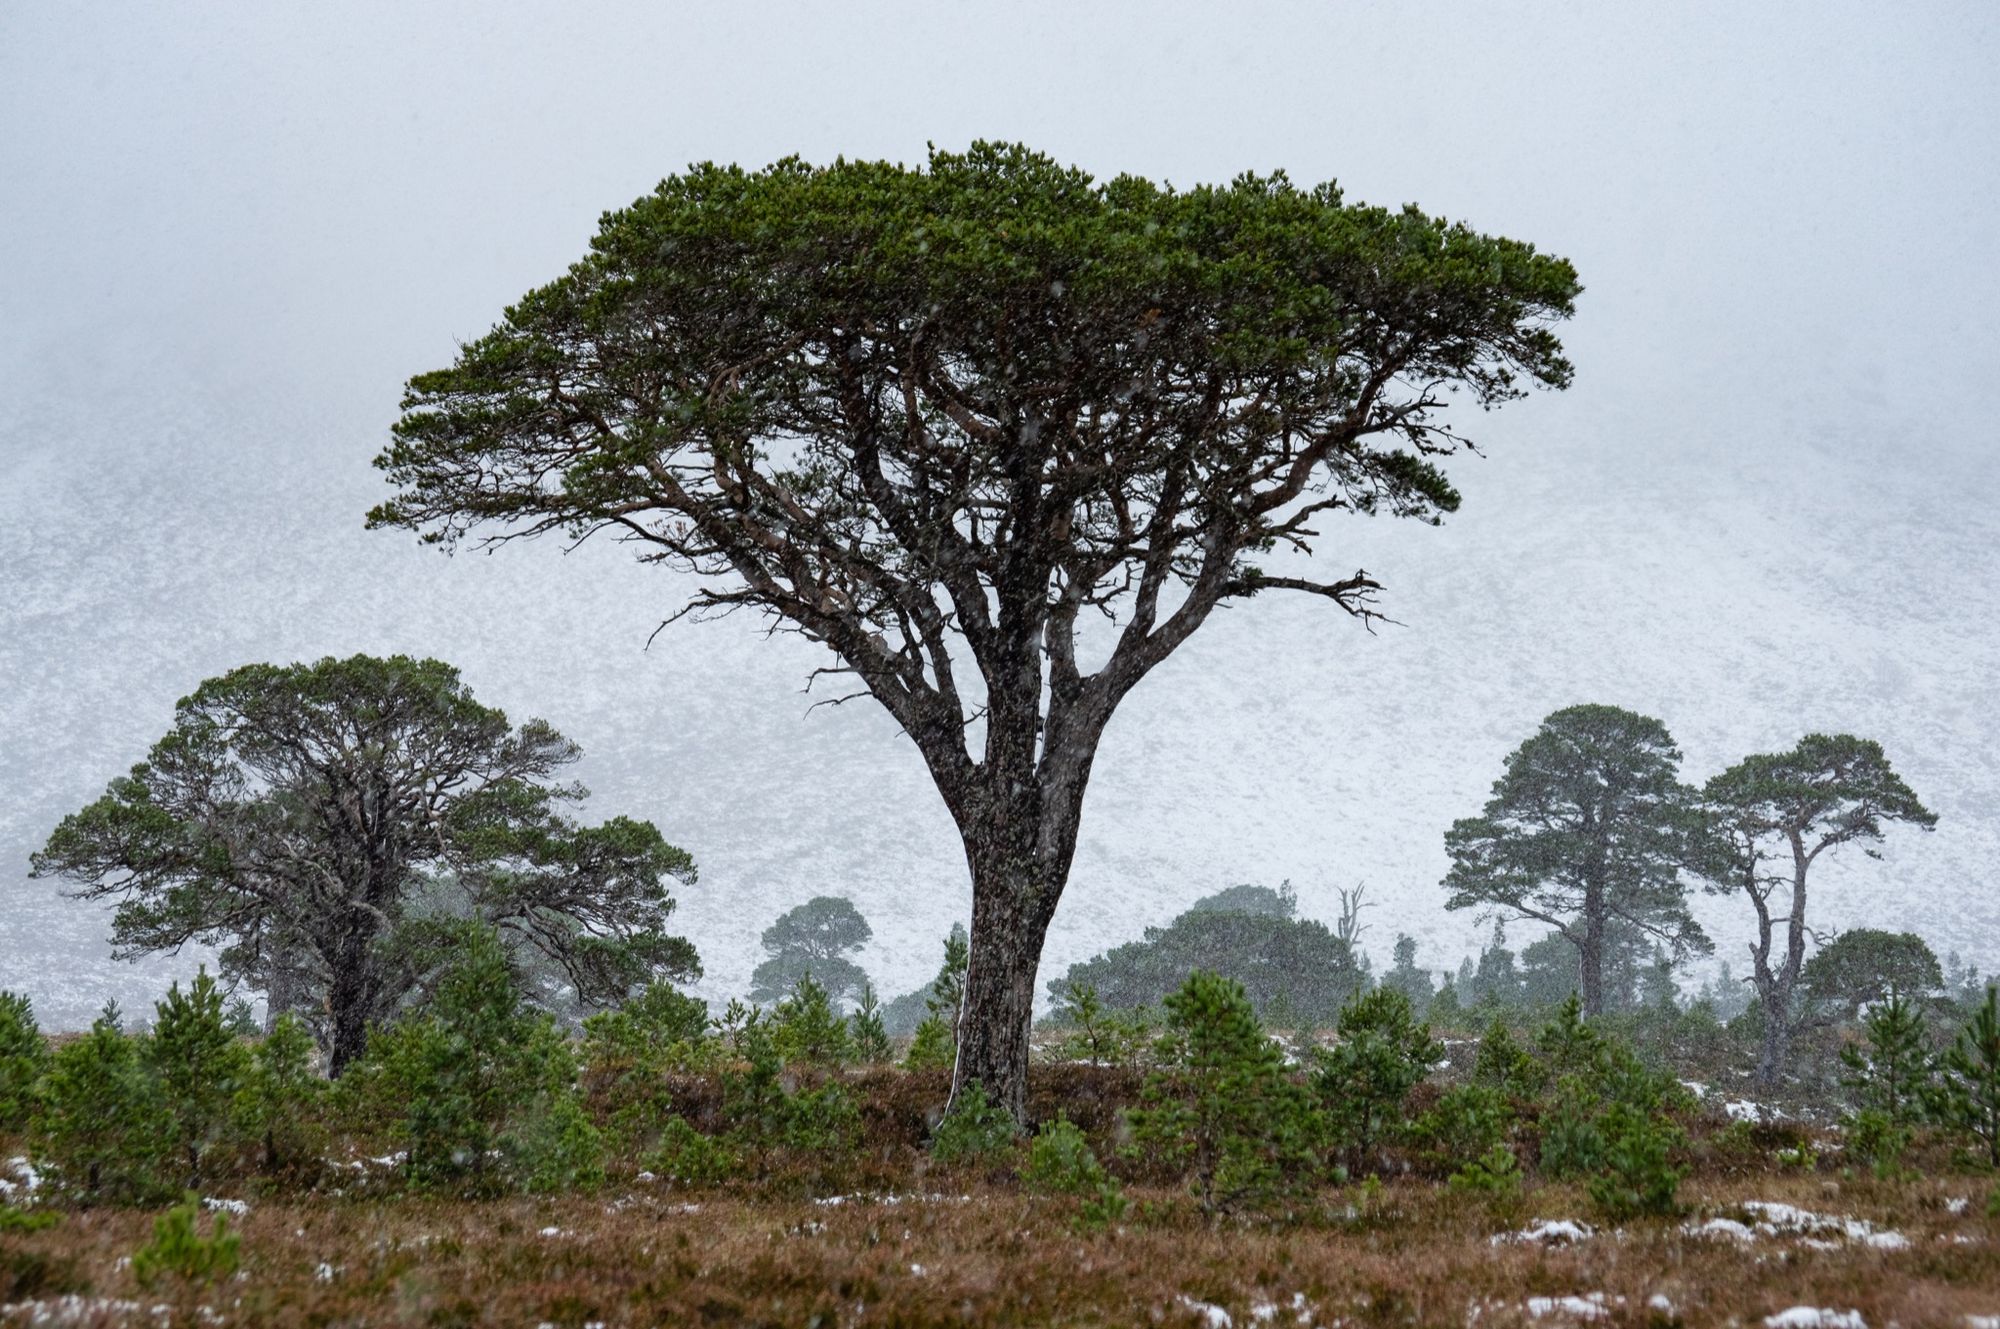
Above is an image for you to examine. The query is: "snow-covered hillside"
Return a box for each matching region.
[2,338,1991,1030]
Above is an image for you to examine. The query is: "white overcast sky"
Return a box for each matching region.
[2,3,1996,1024]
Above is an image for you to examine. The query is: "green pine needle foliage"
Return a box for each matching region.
[0,992,48,1133]
[132,1193,239,1288]
[930,1084,1019,1165]
[1127,971,1320,1221]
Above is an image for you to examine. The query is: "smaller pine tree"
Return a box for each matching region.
[149,969,251,1185]
[849,984,892,1065]
[1841,988,1934,1126]
[770,974,853,1066]
[234,1012,323,1175]
[1311,987,1441,1175]
[35,1011,167,1205]
[1127,971,1320,1221]
[131,1193,239,1288]
[927,926,969,1037]
[353,923,578,1192]
[1934,986,2000,1168]
[0,992,48,1132]
[904,1016,956,1070]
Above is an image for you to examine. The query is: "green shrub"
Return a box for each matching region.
[148,969,251,1185]
[1471,1016,1541,1099]
[351,923,577,1192]
[1586,1103,1684,1220]
[1049,982,1155,1069]
[1126,971,1320,1221]
[0,992,48,1132]
[770,974,853,1066]
[1405,1083,1510,1175]
[1845,1107,1914,1180]
[1312,987,1441,1175]
[0,1207,56,1234]
[932,1083,1019,1165]
[1077,1181,1129,1231]
[34,1008,168,1205]
[720,1025,859,1169]
[782,1084,861,1153]
[508,1092,606,1193]
[1447,1142,1523,1200]
[1537,1075,1606,1178]
[647,1116,741,1187]
[1775,1143,1818,1172]
[904,1016,955,1070]
[233,1013,324,1176]
[580,982,713,1092]
[1021,1115,1108,1195]
[132,1193,239,1288]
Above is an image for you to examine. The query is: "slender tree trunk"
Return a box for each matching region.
[1579,879,1606,1017]
[1751,832,1814,1086]
[1755,983,1793,1085]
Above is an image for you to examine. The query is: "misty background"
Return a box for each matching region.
[3,2,1995,1028]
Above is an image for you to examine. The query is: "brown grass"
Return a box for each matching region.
[3,1171,1997,1327]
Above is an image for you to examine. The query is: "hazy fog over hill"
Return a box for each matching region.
[3,3,1995,1028]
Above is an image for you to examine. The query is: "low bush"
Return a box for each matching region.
[1020,1115,1107,1195]
[931,1083,1018,1165]
[1312,987,1441,1176]
[647,1116,741,1187]
[1586,1102,1685,1219]
[132,1193,240,1288]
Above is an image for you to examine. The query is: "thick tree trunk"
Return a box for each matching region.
[952,878,1055,1123]
[325,931,377,1076]
[944,710,1090,1122]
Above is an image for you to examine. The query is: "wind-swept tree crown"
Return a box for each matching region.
[372,143,1578,772]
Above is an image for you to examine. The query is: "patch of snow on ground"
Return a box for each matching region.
[1493,1219,1594,1246]
[314,1262,337,1283]
[200,1197,248,1216]
[0,1157,42,1201]
[1684,1216,1758,1242]
[1949,1196,1971,1214]
[1682,1202,1907,1250]
[537,1226,564,1238]
[1248,1293,1313,1325]
[1525,1292,1613,1321]
[1740,1201,1908,1250]
[0,1297,172,1324]
[1763,1310,1865,1329]
[1178,1296,1233,1328]
[1724,1099,1786,1122]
